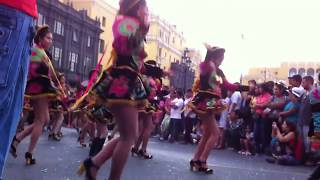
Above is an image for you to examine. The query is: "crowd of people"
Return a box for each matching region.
[1,0,320,180]
[148,73,320,168]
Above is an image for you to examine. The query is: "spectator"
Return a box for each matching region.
[238,125,254,156]
[264,82,288,121]
[299,76,314,158]
[280,87,303,124]
[168,90,184,142]
[288,74,303,90]
[308,73,320,179]
[225,110,244,151]
[310,73,320,136]
[216,90,232,149]
[229,84,242,112]
[0,1,37,177]
[183,89,197,144]
[267,120,303,165]
[160,89,176,141]
[263,82,288,152]
[248,80,257,95]
[253,83,272,154]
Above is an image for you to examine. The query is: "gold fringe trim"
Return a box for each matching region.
[104,99,148,109]
[25,93,58,99]
[187,103,227,115]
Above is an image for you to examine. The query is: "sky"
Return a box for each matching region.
[107,0,320,82]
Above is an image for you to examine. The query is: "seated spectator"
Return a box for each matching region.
[279,87,303,124]
[263,82,288,151]
[267,120,303,165]
[225,110,244,151]
[238,125,254,156]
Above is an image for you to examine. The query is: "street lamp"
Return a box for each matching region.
[182,48,191,93]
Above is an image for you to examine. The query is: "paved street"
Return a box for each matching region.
[3,128,313,180]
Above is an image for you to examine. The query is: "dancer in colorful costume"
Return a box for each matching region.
[77,0,151,179]
[10,25,62,165]
[132,60,165,159]
[189,45,249,174]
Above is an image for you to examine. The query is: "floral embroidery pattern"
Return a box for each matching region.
[108,75,130,97]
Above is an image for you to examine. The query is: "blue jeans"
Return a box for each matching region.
[169,118,183,141]
[0,5,34,178]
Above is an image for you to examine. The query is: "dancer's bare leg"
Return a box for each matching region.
[199,118,219,162]
[28,98,49,153]
[89,105,138,180]
[134,112,146,150]
[108,106,138,180]
[192,113,211,160]
[141,113,154,151]
[53,112,64,134]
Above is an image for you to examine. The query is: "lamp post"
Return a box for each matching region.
[182,48,191,93]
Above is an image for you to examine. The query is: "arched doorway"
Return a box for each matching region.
[289,68,297,77]
[298,68,306,77]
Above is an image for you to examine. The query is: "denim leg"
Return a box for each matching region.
[0,5,34,177]
[254,118,261,152]
[170,118,178,140]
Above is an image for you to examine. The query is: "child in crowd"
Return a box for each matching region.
[225,110,244,151]
[238,126,254,156]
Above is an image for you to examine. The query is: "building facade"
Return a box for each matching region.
[37,0,102,82]
[62,0,117,65]
[242,61,320,85]
[145,14,186,71]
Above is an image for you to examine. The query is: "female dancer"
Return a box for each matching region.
[132,60,164,159]
[48,73,69,141]
[10,25,60,165]
[77,0,151,179]
[87,104,114,157]
[189,45,248,174]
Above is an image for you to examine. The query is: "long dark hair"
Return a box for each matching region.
[284,120,299,145]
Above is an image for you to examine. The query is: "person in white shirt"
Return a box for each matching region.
[230,90,242,112]
[216,91,232,149]
[169,90,184,142]
[183,89,197,144]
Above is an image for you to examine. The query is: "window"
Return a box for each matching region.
[87,36,91,47]
[298,68,306,76]
[307,68,315,76]
[69,52,78,72]
[289,68,297,77]
[172,37,175,44]
[84,56,91,73]
[99,39,105,53]
[158,48,162,57]
[54,20,64,36]
[37,13,46,25]
[102,17,106,27]
[159,30,163,38]
[73,31,78,42]
[52,46,63,67]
